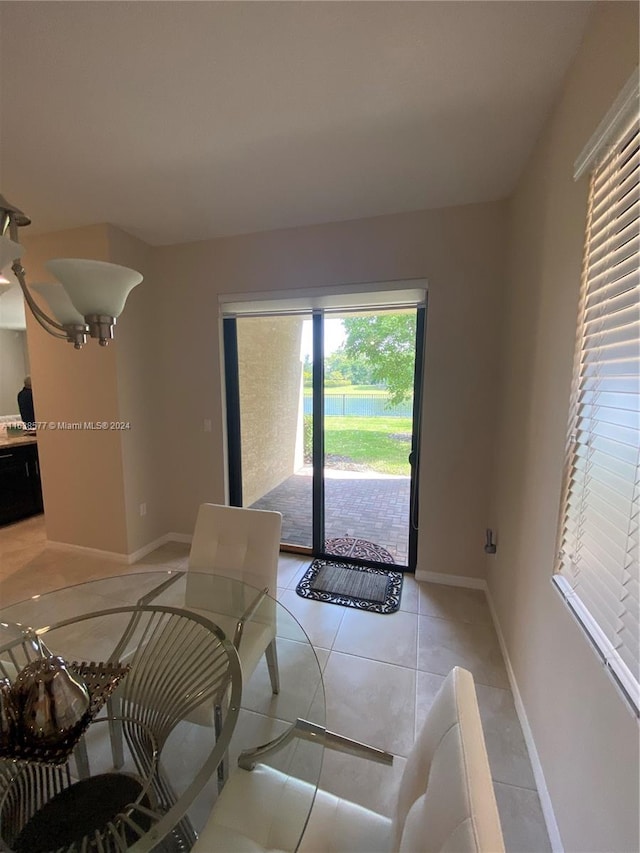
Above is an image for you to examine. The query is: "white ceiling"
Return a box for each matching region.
[0,1,591,246]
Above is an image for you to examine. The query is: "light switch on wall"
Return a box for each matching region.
[203,419,212,432]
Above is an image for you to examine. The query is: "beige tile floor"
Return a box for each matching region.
[0,516,551,852]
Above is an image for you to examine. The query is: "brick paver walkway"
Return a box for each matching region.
[251,471,410,566]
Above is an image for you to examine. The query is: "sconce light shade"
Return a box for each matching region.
[1,195,143,347]
[0,281,11,298]
[0,235,24,271]
[46,259,143,319]
[31,283,86,326]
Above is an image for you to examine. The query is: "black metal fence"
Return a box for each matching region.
[303,394,413,417]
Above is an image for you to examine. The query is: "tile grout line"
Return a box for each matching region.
[4,520,551,852]
[493,778,542,794]
[327,647,418,676]
[329,606,348,652]
[417,608,495,627]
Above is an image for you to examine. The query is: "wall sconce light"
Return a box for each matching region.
[0,194,143,349]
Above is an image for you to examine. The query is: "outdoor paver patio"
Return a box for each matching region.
[250,470,411,566]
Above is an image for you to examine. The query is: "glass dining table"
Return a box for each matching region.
[0,570,332,852]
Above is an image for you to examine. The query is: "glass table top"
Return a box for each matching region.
[0,570,326,851]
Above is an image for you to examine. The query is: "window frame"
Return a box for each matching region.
[553,70,639,716]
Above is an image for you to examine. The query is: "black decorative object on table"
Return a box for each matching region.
[13,772,154,853]
[0,677,17,748]
[0,659,129,765]
[14,655,90,746]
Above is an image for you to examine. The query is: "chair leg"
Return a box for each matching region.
[265,639,280,695]
[214,703,227,792]
[107,696,125,769]
[74,736,90,779]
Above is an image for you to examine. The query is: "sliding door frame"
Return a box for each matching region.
[223,317,243,507]
[311,311,325,553]
[223,301,427,574]
[312,305,426,573]
[408,302,426,570]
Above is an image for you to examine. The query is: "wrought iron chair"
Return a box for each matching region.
[0,605,242,853]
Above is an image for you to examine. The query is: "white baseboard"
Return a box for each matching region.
[415,569,486,589]
[166,532,193,545]
[484,587,564,853]
[47,532,193,565]
[414,570,563,850]
[126,534,172,564]
[127,532,192,562]
[46,539,130,563]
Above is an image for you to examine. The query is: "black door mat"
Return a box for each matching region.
[324,536,396,564]
[296,560,403,614]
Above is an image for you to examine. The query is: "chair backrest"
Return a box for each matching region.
[119,606,241,748]
[188,503,282,591]
[391,667,505,853]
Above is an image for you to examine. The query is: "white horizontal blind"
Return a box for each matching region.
[555,109,640,713]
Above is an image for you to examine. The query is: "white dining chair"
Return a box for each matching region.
[183,503,283,788]
[186,502,283,698]
[105,504,282,788]
[192,667,505,853]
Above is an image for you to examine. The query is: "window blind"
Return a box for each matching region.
[554,108,640,714]
[219,280,427,318]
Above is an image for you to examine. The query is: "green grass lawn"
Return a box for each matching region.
[324,416,412,475]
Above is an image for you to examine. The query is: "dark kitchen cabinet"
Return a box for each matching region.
[0,443,44,526]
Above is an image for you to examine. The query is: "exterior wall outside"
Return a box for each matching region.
[237,316,304,508]
[0,330,27,417]
[153,199,507,580]
[487,3,639,851]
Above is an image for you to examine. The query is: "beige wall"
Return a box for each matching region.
[488,3,639,851]
[0,330,27,416]
[22,225,130,554]
[11,6,637,845]
[21,224,164,556]
[153,200,507,577]
[107,225,166,554]
[18,203,507,575]
[237,316,304,507]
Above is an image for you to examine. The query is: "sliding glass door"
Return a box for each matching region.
[320,308,423,569]
[224,302,426,571]
[225,313,313,549]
